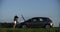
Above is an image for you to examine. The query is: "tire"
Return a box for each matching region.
[22,25,27,28]
[45,25,50,28]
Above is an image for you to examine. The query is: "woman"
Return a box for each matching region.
[13,15,19,28]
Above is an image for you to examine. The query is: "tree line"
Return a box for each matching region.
[0,23,14,28]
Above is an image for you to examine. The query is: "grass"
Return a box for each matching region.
[0,28,60,32]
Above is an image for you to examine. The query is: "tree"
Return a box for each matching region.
[59,22,60,27]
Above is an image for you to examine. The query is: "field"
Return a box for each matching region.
[0,28,60,32]
[0,23,60,32]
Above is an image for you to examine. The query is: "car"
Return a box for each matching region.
[16,17,53,28]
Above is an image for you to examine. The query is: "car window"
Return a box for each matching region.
[43,18,47,21]
[32,18,38,22]
[39,18,43,21]
[39,18,47,22]
[27,19,31,22]
[33,19,37,21]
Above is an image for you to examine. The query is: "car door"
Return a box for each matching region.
[30,18,39,27]
[38,18,47,27]
[34,18,44,27]
[38,18,44,27]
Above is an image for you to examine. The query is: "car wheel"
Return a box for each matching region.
[45,25,50,28]
[22,25,27,28]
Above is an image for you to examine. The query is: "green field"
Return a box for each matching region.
[0,28,60,32]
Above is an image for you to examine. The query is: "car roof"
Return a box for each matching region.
[26,17,49,21]
[32,17,49,19]
[25,17,50,22]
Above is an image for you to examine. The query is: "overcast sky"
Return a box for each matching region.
[0,0,60,27]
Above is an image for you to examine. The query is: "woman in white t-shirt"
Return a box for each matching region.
[13,15,19,28]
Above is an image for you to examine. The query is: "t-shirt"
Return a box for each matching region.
[14,21,17,24]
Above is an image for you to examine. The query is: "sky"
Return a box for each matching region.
[0,0,60,27]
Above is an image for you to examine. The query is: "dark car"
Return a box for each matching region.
[17,17,53,28]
